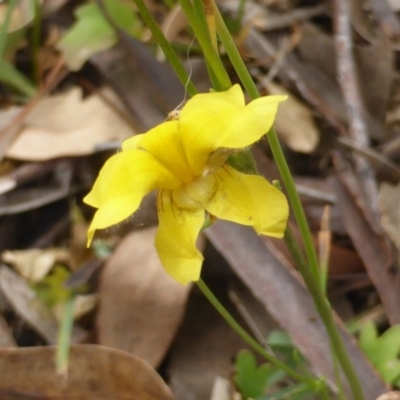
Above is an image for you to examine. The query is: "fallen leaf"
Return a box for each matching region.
[57,0,142,71]
[0,344,175,400]
[376,392,400,400]
[387,0,400,11]
[1,248,70,282]
[168,282,246,400]
[0,266,87,344]
[263,81,319,153]
[331,171,400,325]
[210,377,237,400]
[205,220,387,399]
[379,182,400,252]
[0,313,16,347]
[6,87,135,161]
[97,226,192,367]
[0,1,35,33]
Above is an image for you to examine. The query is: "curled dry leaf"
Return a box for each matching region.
[97,226,193,367]
[0,0,38,34]
[1,248,70,282]
[0,266,87,344]
[0,344,175,400]
[6,87,135,161]
[263,81,319,153]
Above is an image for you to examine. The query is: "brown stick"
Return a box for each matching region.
[333,0,381,227]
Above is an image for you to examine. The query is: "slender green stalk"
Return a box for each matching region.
[284,228,364,400]
[212,4,258,98]
[202,0,218,52]
[178,0,231,89]
[191,0,223,89]
[197,279,313,385]
[212,5,364,399]
[132,0,197,97]
[283,226,345,399]
[134,2,363,397]
[0,0,18,61]
[56,295,75,376]
[212,2,320,281]
[268,130,320,281]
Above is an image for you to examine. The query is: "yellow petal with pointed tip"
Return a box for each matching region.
[123,121,193,183]
[155,188,205,284]
[179,84,287,175]
[84,150,180,244]
[187,165,289,237]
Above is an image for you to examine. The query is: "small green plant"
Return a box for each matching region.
[359,322,400,386]
[57,0,142,71]
[234,331,327,399]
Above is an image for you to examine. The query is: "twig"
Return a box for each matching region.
[333,0,381,226]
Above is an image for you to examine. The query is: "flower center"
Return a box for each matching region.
[201,148,235,177]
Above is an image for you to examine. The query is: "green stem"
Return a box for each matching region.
[212,5,364,400]
[213,2,320,281]
[132,0,198,97]
[56,294,75,376]
[212,4,258,97]
[269,130,320,281]
[196,279,312,385]
[178,0,231,89]
[284,228,364,400]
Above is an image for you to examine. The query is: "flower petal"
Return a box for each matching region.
[155,188,205,284]
[122,121,193,182]
[187,165,289,237]
[179,84,287,175]
[84,150,180,244]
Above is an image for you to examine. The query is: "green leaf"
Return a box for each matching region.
[57,0,142,71]
[32,265,73,307]
[234,350,274,399]
[376,324,400,362]
[267,330,295,352]
[359,321,379,362]
[359,322,400,384]
[257,382,316,400]
[377,358,400,384]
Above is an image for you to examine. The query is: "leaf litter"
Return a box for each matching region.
[1,0,400,399]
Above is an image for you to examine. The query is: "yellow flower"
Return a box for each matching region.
[84,85,289,284]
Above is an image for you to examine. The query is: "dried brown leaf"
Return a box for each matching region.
[0,313,16,347]
[376,392,400,400]
[331,173,400,324]
[264,81,319,153]
[0,344,175,400]
[378,182,400,252]
[97,226,192,367]
[6,87,134,161]
[1,248,70,282]
[205,221,387,399]
[168,284,245,400]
